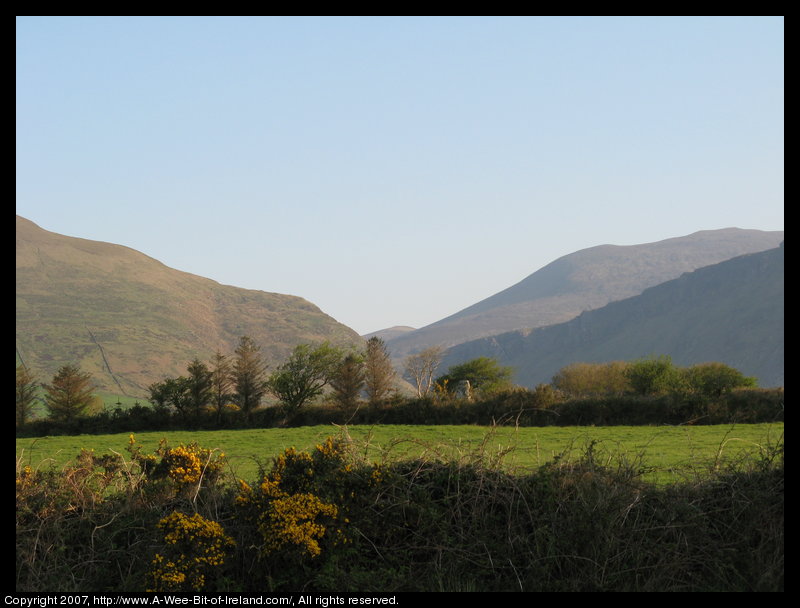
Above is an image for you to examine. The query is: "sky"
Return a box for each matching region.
[16,16,784,336]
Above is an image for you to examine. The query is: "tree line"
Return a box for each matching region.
[17,336,763,430]
[551,355,758,399]
[16,336,404,426]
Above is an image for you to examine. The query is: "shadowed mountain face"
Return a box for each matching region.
[16,216,363,397]
[440,244,784,388]
[386,228,784,360]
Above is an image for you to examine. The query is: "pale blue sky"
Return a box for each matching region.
[16,16,784,335]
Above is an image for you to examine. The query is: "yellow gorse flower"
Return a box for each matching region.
[235,439,354,559]
[259,493,339,557]
[147,511,235,592]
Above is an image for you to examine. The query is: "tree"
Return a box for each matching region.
[148,376,193,418]
[147,380,171,412]
[43,364,96,422]
[16,364,39,427]
[363,337,396,405]
[552,361,630,398]
[624,355,683,395]
[403,346,444,398]
[684,362,757,398]
[233,336,269,420]
[209,351,234,424]
[186,358,213,417]
[267,342,344,413]
[436,357,514,397]
[329,352,366,409]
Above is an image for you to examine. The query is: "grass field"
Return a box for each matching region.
[15,422,784,485]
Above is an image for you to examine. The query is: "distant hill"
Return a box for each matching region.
[362,326,416,342]
[16,216,363,397]
[440,244,784,388]
[386,228,785,360]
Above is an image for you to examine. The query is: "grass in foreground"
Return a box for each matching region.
[16,427,784,592]
[16,423,784,485]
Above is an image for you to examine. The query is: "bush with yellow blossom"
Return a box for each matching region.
[147,511,235,592]
[235,438,357,564]
[126,434,227,499]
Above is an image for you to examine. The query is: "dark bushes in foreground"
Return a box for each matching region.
[16,432,784,592]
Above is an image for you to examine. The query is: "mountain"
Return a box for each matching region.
[362,326,416,342]
[16,216,363,397]
[439,244,784,388]
[386,228,785,360]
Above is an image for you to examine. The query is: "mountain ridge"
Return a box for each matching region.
[439,244,784,388]
[16,215,363,397]
[387,228,784,360]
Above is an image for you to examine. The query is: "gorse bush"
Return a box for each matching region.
[15,430,783,592]
[235,442,349,561]
[16,434,233,592]
[147,511,235,592]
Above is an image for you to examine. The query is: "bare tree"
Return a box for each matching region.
[403,346,444,398]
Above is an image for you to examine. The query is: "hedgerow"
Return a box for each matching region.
[15,430,783,592]
[15,387,784,437]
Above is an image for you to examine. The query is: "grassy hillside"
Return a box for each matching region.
[388,228,784,360]
[16,216,363,397]
[442,244,784,388]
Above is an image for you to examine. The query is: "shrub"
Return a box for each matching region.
[435,357,514,397]
[624,355,684,395]
[15,432,784,592]
[683,362,758,398]
[147,511,235,592]
[233,438,356,588]
[552,361,631,397]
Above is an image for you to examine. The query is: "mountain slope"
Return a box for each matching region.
[16,216,363,397]
[440,244,784,388]
[387,228,784,360]
[362,326,416,342]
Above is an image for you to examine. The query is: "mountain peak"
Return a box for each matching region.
[386,227,784,360]
[16,216,362,397]
[440,244,784,388]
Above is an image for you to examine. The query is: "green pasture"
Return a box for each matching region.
[16,423,783,485]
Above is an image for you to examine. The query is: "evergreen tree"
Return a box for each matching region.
[209,351,234,424]
[364,337,396,405]
[330,352,366,409]
[186,358,213,417]
[43,364,95,422]
[16,364,39,427]
[233,336,268,420]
